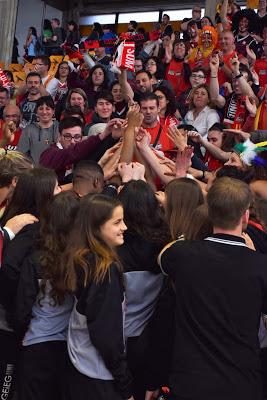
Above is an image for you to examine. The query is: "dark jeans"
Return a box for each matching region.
[0,329,19,400]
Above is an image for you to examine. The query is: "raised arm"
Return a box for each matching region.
[118,69,134,102]
[209,54,226,108]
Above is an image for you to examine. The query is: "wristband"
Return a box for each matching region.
[211,76,218,78]
[235,73,243,79]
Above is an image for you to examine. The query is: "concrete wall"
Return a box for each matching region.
[15,0,62,63]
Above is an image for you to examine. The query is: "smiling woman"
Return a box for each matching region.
[185,84,220,137]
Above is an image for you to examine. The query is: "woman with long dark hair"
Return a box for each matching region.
[154,86,180,127]
[14,191,79,400]
[0,167,61,400]
[117,180,170,400]
[54,61,71,105]
[85,64,109,108]
[61,194,133,400]
[24,26,38,61]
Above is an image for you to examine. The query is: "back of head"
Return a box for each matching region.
[184,204,213,240]
[1,167,57,224]
[165,178,204,239]
[0,151,33,189]
[118,180,169,243]
[207,177,252,230]
[39,190,80,305]
[73,160,104,195]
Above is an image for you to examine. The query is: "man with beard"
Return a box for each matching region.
[139,92,174,152]
[119,69,153,103]
[17,72,42,128]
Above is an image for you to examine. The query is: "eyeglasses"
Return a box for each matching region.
[62,134,82,142]
[146,62,157,67]
[191,74,205,79]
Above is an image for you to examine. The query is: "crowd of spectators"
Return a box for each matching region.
[1,0,267,399]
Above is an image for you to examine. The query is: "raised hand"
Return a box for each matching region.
[167,125,187,151]
[175,145,194,178]
[135,127,151,150]
[209,53,220,73]
[98,142,122,168]
[112,119,128,139]
[244,96,257,117]
[230,54,240,75]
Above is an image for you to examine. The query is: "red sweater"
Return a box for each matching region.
[40,135,101,184]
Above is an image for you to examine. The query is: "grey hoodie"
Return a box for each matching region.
[17,121,59,165]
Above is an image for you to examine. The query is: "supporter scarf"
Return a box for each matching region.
[223,94,247,128]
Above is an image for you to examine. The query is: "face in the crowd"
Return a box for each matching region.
[51,19,59,29]
[193,87,209,109]
[187,23,198,39]
[225,152,244,168]
[53,180,62,195]
[201,17,211,28]
[58,63,70,78]
[3,105,21,127]
[100,205,127,247]
[145,59,157,77]
[219,31,235,53]
[95,99,114,119]
[154,90,168,113]
[232,71,249,95]
[68,24,74,31]
[207,130,223,148]
[239,17,249,34]
[173,42,186,59]
[111,83,123,103]
[70,92,85,112]
[0,91,10,108]
[134,59,143,73]
[26,75,41,95]
[135,72,153,93]
[92,67,104,87]
[37,103,54,124]
[202,31,212,49]
[162,35,171,48]
[162,15,169,25]
[59,126,83,149]
[94,47,105,58]
[32,58,48,77]
[190,70,206,88]
[140,99,160,126]
[192,7,201,20]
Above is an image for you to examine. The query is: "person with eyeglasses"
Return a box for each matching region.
[40,116,112,184]
[145,56,174,93]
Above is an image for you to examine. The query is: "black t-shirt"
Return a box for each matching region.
[160,233,267,400]
[20,97,38,127]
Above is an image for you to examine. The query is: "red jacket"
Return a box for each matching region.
[40,135,101,184]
